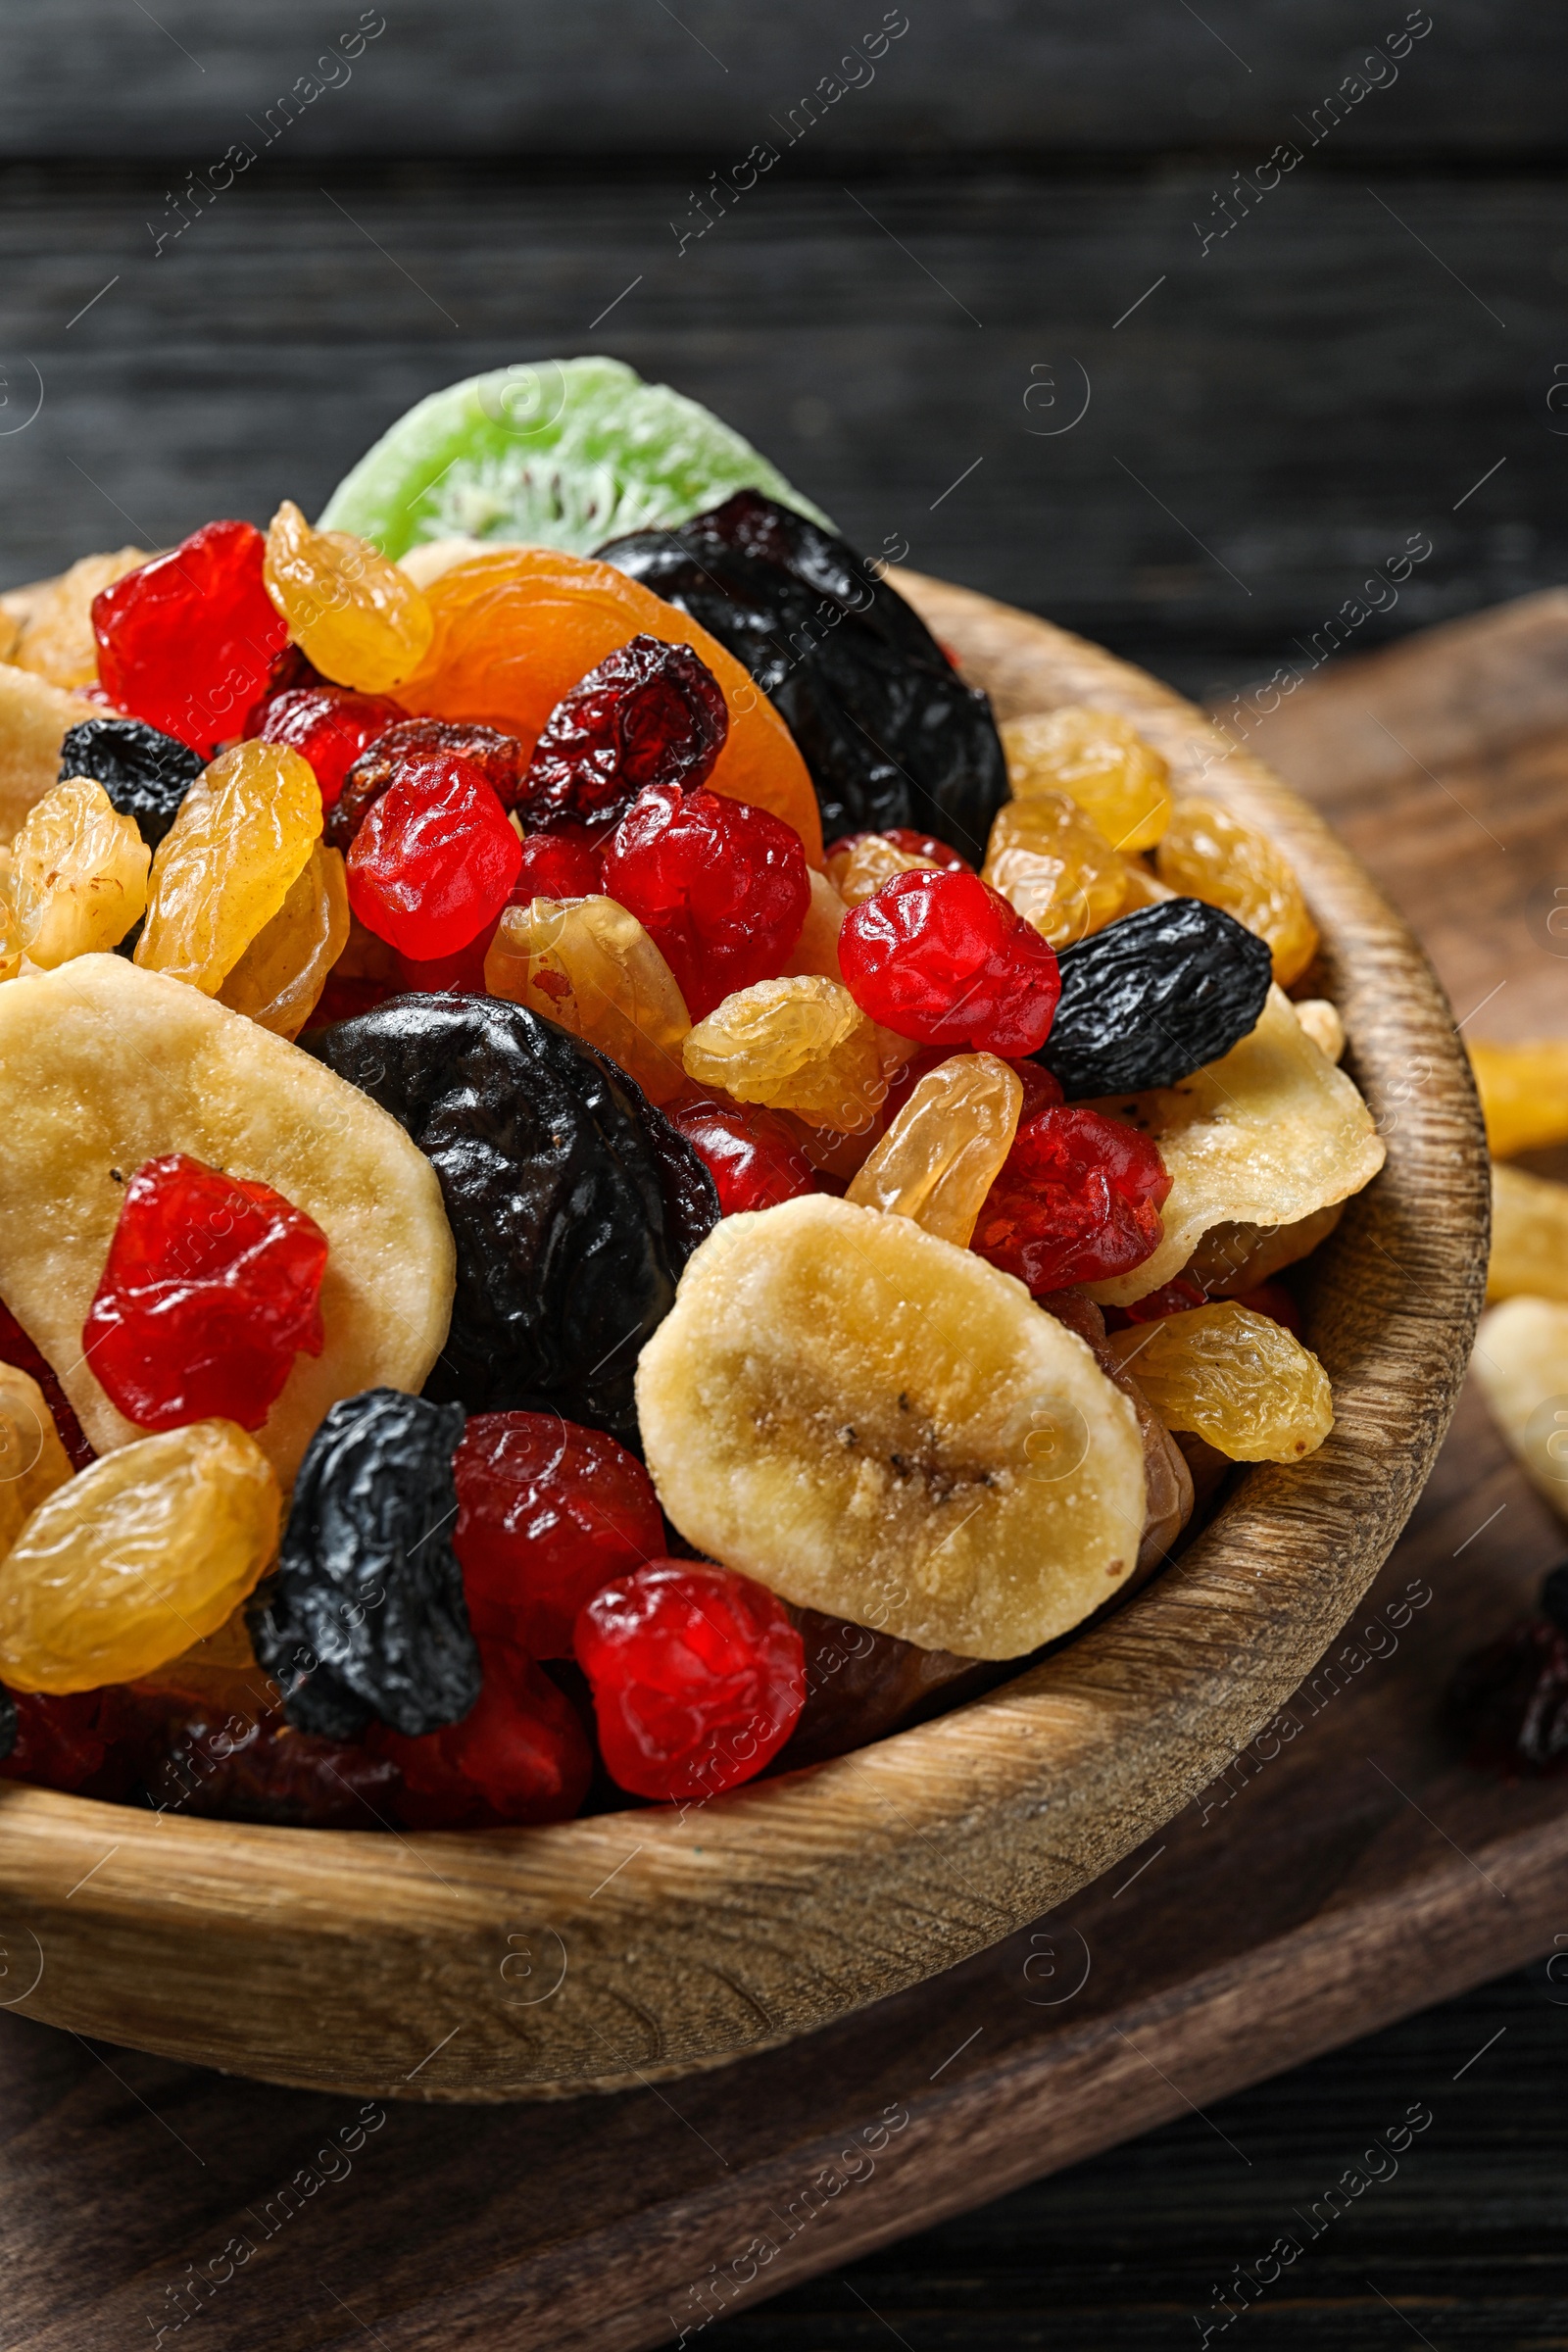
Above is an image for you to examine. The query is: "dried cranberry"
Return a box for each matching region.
[1123,1277,1208,1324]
[455,1410,665,1658]
[81,1153,328,1432]
[345,750,522,959]
[246,684,406,808]
[0,1298,93,1469]
[839,868,1060,1057]
[519,633,728,831]
[91,520,291,756]
[574,1559,806,1803]
[310,972,394,1028]
[664,1098,818,1215]
[139,1704,404,1829]
[510,825,606,905]
[603,781,810,1021]
[971,1105,1170,1292]
[327,717,529,851]
[371,1633,592,1828]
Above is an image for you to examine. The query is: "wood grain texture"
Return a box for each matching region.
[0,578,1487,2101]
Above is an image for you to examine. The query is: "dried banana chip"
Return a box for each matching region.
[637,1195,1147,1659]
[0,663,86,846]
[1473,1296,1568,1521]
[0,954,455,1486]
[1489,1164,1568,1305]
[1084,987,1384,1306]
[4,548,146,690]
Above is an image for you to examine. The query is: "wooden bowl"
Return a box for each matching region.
[0,576,1488,2101]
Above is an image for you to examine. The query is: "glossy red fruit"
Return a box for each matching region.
[372,1635,593,1828]
[92,519,291,755]
[393,912,502,996]
[326,716,532,853]
[0,1298,93,1469]
[970,1105,1170,1293]
[246,684,406,808]
[664,1098,818,1216]
[574,1559,806,1804]
[510,825,605,905]
[521,633,729,830]
[602,781,810,1021]
[345,750,522,959]
[839,868,1061,1057]
[455,1410,665,1658]
[81,1153,329,1432]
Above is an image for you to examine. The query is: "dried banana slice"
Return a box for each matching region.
[0,663,86,846]
[636,1194,1147,1659]
[0,954,455,1485]
[1473,1296,1568,1522]
[1084,987,1384,1306]
[1489,1164,1568,1305]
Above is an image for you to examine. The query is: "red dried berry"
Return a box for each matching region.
[839,868,1061,1057]
[246,684,406,809]
[372,1635,593,1828]
[326,717,530,852]
[602,781,810,1021]
[0,1298,94,1469]
[510,825,606,905]
[520,632,729,830]
[393,912,503,997]
[136,1702,404,1829]
[664,1098,818,1216]
[81,1153,329,1432]
[0,1689,123,1795]
[454,1410,665,1658]
[1123,1276,1207,1324]
[574,1559,806,1804]
[92,520,291,756]
[345,750,522,959]
[970,1105,1170,1293]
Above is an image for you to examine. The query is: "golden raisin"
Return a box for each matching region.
[218,843,350,1039]
[683,974,914,1128]
[1155,797,1318,986]
[136,740,322,994]
[0,855,22,983]
[10,776,149,966]
[1106,1301,1333,1462]
[264,499,434,694]
[982,791,1125,947]
[1001,706,1173,853]
[0,1419,281,1692]
[0,1364,73,1557]
[847,1053,1023,1246]
[1468,1039,1568,1160]
[485,894,692,1104]
[826,834,939,906]
[1116,857,1178,916]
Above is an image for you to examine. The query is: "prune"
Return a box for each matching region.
[777,1611,995,1770]
[0,1688,123,1792]
[58,715,203,850]
[0,1687,14,1764]
[519,632,728,830]
[304,995,714,1441]
[1038,898,1275,1099]
[326,717,530,851]
[600,490,1008,856]
[247,1388,479,1740]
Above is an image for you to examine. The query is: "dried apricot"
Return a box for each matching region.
[263,500,433,694]
[1001,706,1172,853]
[1156,796,1318,986]
[485,894,691,1105]
[136,740,322,994]
[10,776,149,965]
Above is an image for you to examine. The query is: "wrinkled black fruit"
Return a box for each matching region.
[599,490,1008,859]
[1039,898,1274,1099]
[304,995,717,1442]
[58,717,203,849]
[248,1388,478,1742]
[0,1686,15,1765]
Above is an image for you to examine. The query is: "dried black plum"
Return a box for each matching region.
[58,717,202,849]
[247,1388,478,1742]
[598,490,1008,860]
[1038,898,1274,1100]
[303,994,715,1441]
[0,1685,15,1765]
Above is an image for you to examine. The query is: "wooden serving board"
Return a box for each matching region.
[3,596,1563,2351]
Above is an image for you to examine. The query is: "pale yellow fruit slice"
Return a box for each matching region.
[5,548,146,690]
[0,954,455,1485]
[0,1364,73,1555]
[636,1194,1147,1659]
[1473,1296,1568,1521]
[1084,987,1384,1306]
[0,664,87,845]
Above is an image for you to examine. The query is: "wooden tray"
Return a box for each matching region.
[0,588,1552,2350]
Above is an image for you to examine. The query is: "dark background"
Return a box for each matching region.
[2,3,1565,2342]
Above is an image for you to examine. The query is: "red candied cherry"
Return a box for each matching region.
[454,1411,665,1658]
[82,1153,328,1432]
[970,1105,1171,1293]
[601,781,810,1021]
[665,1098,818,1216]
[520,633,729,830]
[574,1559,806,1804]
[509,823,606,905]
[345,749,522,959]
[371,1634,592,1829]
[246,684,406,808]
[839,868,1060,1057]
[92,519,291,756]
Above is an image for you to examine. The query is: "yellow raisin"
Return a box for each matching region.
[682,975,915,1128]
[136,740,322,994]
[1001,705,1173,853]
[485,894,692,1104]
[264,500,433,694]
[217,843,350,1038]
[982,790,1125,947]
[1489,1163,1568,1304]
[6,547,148,690]
[780,867,848,982]
[10,776,149,965]
[0,1364,73,1557]
[1468,1039,1568,1159]
[1116,857,1178,916]
[0,851,26,982]
[0,1419,281,1693]
[826,833,939,906]
[1105,1301,1333,1462]
[847,1053,1023,1246]
[1155,797,1319,985]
